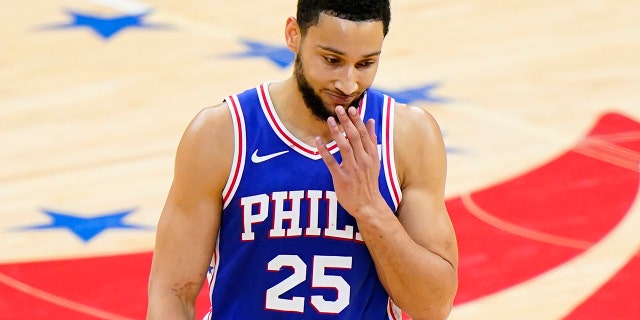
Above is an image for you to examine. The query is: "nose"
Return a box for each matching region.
[334,66,358,96]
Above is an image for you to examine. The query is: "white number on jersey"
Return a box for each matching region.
[265,255,352,314]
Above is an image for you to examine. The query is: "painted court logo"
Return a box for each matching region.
[2,112,639,319]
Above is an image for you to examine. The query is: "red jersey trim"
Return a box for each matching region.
[222,95,246,208]
[257,82,368,160]
[382,95,402,208]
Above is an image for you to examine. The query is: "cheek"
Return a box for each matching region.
[360,66,380,86]
[304,60,333,86]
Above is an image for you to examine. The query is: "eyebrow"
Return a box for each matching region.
[317,45,382,58]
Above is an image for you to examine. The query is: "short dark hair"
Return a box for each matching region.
[296,0,391,36]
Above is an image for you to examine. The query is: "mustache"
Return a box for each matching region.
[326,90,363,105]
[328,89,358,98]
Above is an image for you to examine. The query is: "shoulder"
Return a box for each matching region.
[173,102,235,194]
[181,102,234,154]
[392,103,447,188]
[393,102,444,149]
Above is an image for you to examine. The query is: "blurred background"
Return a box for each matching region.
[1,0,639,319]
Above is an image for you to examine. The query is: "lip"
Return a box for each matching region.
[326,92,355,106]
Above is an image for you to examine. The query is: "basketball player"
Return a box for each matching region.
[147,0,458,319]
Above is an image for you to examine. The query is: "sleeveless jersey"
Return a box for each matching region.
[204,82,403,319]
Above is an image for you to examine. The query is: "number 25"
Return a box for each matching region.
[266,255,352,314]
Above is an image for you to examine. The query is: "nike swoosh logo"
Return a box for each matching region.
[251,149,289,163]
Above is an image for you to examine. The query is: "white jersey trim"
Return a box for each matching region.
[387,298,403,320]
[257,82,368,160]
[222,95,247,209]
[381,95,402,208]
[203,233,221,320]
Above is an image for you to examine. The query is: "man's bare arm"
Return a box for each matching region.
[147,104,234,320]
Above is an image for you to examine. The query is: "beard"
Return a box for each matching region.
[294,54,364,122]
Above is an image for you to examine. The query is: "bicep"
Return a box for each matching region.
[395,105,458,269]
[149,105,233,301]
[397,188,457,269]
[152,186,221,288]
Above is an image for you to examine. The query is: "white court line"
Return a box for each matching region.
[0,272,135,320]
[449,168,640,319]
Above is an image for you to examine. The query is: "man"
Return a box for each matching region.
[147,0,458,319]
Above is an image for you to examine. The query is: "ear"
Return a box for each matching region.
[284,16,301,54]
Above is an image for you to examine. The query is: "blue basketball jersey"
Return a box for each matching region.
[204,82,403,319]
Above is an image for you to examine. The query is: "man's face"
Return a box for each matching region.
[294,13,385,121]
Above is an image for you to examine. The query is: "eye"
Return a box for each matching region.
[324,56,340,64]
[356,60,376,68]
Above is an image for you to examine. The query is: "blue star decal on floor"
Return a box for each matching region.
[42,10,168,40]
[376,83,449,104]
[222,41,448,103]
[16,208,153,242]
[222,39,295,69]
[221,39,460,152]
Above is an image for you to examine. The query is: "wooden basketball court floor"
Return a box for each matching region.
[2,0,639,319]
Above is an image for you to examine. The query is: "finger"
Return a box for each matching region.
[336,106,367,162]
[346,107,377,160]
[364,119,378,157]
[332,106,357,163]
[328,112,350,148]
[315,135,341,174]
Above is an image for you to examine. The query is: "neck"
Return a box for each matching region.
[268,78,335,144]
